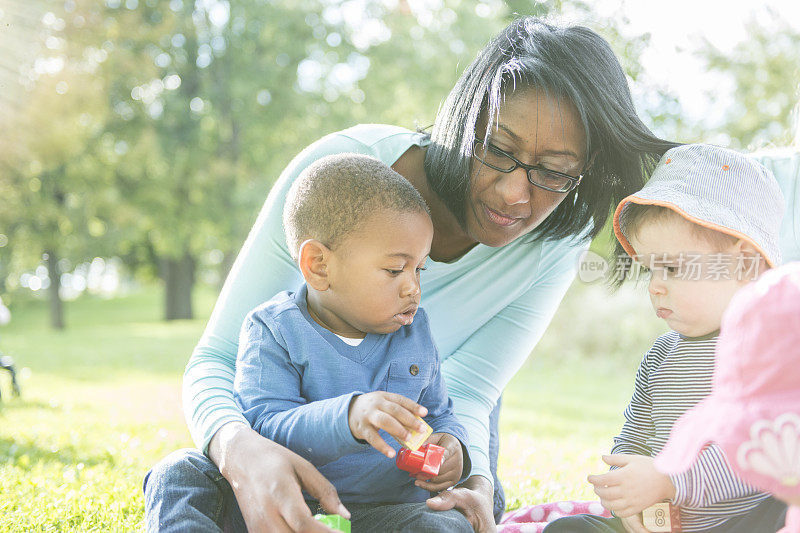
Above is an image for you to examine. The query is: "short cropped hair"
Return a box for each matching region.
[619,204,739,252]
[424,17,678,243]
[283,153,430,262]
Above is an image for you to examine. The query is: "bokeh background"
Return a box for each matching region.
[0,0,798,529]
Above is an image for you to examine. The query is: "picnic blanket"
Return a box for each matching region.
[497,500,611,532]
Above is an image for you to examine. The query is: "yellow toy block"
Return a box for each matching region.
[399,417,432,451]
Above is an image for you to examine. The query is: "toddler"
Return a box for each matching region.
[656,262,800,533]
[545,144,786,532]
[233,153,471,532]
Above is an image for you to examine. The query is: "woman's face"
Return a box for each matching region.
[464,88,588,247]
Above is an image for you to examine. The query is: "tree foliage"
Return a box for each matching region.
[697,10,800,149]
[5,0,712,325]
[1,0,522,323]
[0,0,115,327]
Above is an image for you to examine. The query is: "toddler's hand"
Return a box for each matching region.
[413,432,463,492]
[620,514,651,533]
[348,391,428,459]
[588,454,676,518]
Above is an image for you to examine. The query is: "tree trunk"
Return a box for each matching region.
[45,249,64,329]
[162,251,195,320]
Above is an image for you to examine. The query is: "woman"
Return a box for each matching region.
[145,17,676,533]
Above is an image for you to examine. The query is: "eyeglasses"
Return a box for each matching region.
[472,136,585,193]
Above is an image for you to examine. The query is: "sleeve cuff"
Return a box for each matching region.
[669,471,690,506]
[466,444,492,487]
[459,438,472,482]
[336,391,368,449]
[198,411,249,455]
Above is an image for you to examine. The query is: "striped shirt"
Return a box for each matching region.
[612,330,769,531]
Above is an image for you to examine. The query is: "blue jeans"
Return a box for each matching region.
[143,449,471,532]
[542,496,786,533]
[143,399,506,530]
[489,396,505,523]
[143,449,247,533]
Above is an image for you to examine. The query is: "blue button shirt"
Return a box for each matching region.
[234,284,469,503]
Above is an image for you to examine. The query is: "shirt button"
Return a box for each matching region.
[409,364,419,376]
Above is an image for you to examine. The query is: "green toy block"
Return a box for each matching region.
[314,513,351,532]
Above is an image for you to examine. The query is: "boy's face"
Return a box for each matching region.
[629,217,753,338]
[312,209,434,337]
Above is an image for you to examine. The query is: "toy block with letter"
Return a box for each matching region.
[395,442,445,480]
[641,502,681,532]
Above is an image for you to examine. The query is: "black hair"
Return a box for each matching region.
[283,153,429,262]
[423,17,679,243]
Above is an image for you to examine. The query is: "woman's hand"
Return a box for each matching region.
[426,474,497,533]
[209,422,349,533]
[413,432,463,492]
[620,514,651,533]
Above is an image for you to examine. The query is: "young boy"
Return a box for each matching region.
[545,144,786,532]
[233,153,472,532]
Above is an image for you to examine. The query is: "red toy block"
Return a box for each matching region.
[395,443,445,480]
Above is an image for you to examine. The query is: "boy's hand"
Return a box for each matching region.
[587,454,676,518]
[348,391,428,459]
[413,433,463,492]
[620,514,651,533]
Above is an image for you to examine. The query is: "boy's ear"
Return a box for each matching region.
[298,239,331,291]
[735,238,768,280]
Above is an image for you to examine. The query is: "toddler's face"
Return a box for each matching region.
[317,209,434,337]
[629,218,755,338]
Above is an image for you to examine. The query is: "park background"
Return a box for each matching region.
[0,0,798,529]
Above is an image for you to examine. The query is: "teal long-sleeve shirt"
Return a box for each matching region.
[183,124,588,483]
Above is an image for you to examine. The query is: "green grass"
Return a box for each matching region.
[497,278,667,510]
[0,279,667,530]
[0,288,216,531]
